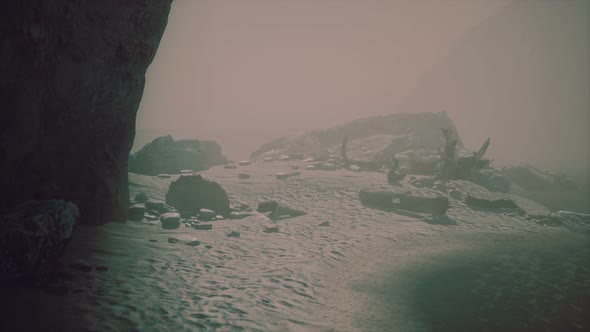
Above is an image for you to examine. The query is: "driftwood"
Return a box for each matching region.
[438,128,491,180]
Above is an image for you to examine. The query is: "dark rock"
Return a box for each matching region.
[465,194,520,210]
[129,135,227,176]
[160,212,181,230]
[0,1,173,225]
[257,201,280,213]
[238,173,251,179]
[231,201,250,212]
[193,223,213,230]
[198,208,217,221]
[227,231,241,238]
[128,204,146,221]
[0,200,79,282]
[134,192,149,203]
[359,190,449,215]
[68,259,92,273]
[145,201,176,214]
[149,239,158,243]
[318,221,330,227]
[257,200,306,221]
[387,169,405,184]
[165,175,231,217]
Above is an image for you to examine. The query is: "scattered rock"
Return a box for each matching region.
[145,201,176,214]
[0,200,79,282]
[69,259,92,272]
[359,190,449,215]
[135,192,149,203]
[198,208,217,221]
[238,172,251,179]
[165,175,231,216]
[318,221,330,227]
[465,194,520,210]
[128,204,146,221]
[129,135,227,175]
[160,212,182,229]
[263,226,280,233]
[422,214,456,225]
[227,231,241,238]
[229,212,254,220]
[193,223,213,231]
[224,164,238,169]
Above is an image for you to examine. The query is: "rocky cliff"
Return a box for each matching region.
[0,1,173,224]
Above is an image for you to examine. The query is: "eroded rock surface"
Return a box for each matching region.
[0,1,173,224]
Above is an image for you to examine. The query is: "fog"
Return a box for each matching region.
[136,0,589,180]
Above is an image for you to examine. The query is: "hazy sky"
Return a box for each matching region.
[137,0,588,178]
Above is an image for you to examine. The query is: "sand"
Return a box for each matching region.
[1,161,588,331]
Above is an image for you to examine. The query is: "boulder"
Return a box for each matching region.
[0,200,79,282]
[129,135,227,176]
[128,204,146,221]
[160,212,181,230]
[165,175,231,217]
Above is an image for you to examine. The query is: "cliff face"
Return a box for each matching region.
[0,1,173,224]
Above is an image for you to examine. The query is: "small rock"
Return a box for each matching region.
[213,215,225,221]
[238,172,251,179]
[128,204,146,221]
[227,231,241,238]
[318,221,330,227]
[160,212,182,229]
[185,240,201,247]
[134,192,149,203]
[205,244,213,249]
[238,161,252,166]
[69,259,92,272]
[263,226,280,233]
[144,213,159,221]
[149,239,158,243]
[198,209,217,221]
[95,266,109,272]
[193,223,213,230]
[168,237,180,244]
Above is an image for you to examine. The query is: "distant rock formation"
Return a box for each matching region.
[129,135,227,176]
[250,112,462,167]
[0,1,173,224]
[0,200,79,282]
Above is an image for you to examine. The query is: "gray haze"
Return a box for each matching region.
[136,0,588,180]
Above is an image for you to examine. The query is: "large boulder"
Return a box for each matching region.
[129,135,227,176]
[0,1,173,225]
[0,200,79,282]
[165,175,231,216]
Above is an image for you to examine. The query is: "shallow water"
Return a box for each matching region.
[1,163,588,331]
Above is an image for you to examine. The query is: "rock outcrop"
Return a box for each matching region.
[0,1,173,224]
[165,175,231,217]
[0,200,79,282]
[129,135,227,176]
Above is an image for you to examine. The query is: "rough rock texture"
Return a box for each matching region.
[0,200,79,282]
[0,1,173,224]
[165,175,231,217]
[250,112,462,162]
[129,135,227,176]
